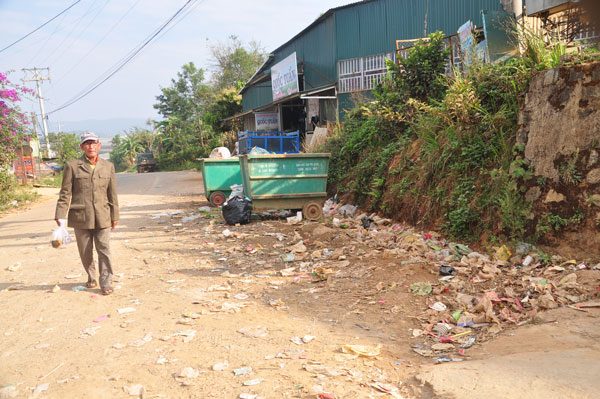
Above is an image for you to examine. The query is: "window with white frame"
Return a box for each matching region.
[338,53,395,93]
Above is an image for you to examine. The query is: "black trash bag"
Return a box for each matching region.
[439,265,457,276]
[222,197,252,225]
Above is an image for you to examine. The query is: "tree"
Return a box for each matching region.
[48,132,80,166]
[209,36,267,91]
[0,71,34,205]
[203,87,242,131]
[154,62,210,123]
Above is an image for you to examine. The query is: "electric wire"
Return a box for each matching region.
[54,0,142,85]
[0,0,83,54]
[47,0,197,115]
[55,1,195,102]
[25,0,99,68]
[45,0,112,69]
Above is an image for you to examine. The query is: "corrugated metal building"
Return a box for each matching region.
[238,0,511,135]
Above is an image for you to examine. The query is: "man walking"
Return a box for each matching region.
[55,132,119,295]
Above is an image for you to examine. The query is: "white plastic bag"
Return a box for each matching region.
[51,219,71,248]
[229,184,244,199]
[209,147,231,159]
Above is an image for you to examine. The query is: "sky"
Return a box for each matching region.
[0,0,354,131]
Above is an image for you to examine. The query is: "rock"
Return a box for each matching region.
[587,169,600,185]
[544,189,566,203]
[311,225,335,238]
[537,293,558,309]
[525,186,541,202]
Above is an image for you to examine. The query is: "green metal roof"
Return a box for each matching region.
[242,0,506,112]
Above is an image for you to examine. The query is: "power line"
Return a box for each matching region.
[54,0,143,85]
[0,0,83,54]
[46,0,112,67]
[47,0,198,115]
[26,0,99,67]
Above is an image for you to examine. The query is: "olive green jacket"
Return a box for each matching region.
[55,156,119,229]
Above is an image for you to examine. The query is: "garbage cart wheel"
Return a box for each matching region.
[303,201,322,221]
[209,191,226,207]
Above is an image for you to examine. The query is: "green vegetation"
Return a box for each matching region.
[557,149,582,185]
[110,37,266,171]
[317,28,598,244]
[38,172,63,188]
[0,172,37,212]
[48,132,81,166]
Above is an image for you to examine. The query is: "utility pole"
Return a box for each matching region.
[22,67,51,157]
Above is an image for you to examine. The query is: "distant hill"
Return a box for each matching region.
[50,118,151,137]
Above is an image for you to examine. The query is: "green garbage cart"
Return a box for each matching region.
[199,158,242,207]
[238,153,330,220]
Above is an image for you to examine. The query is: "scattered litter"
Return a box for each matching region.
[342,344,381,357]
[174,330,196,342]
[71,286,87,292]
[429,302,447,312]
[64,273,82,279]
[78,326,101,339]
[129,332,152,347]
[123,384,145,397]
[233,366,252,376]
[30,383,49,399]
[6,262,21,272]
[118,307,136,314]
[281,253,295,262]
[495,245,511,261]
[212,361,229,371]
[410,282,432,296]
[175,367,200,381]
[439,265,457,276]
[237,326,268,338]
[239,394,257,399]
[51,285,61,293]
[243,378,263,386]
[0,386,18,398]
[93,315,108,323]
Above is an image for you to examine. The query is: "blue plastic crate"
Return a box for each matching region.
[238,131,300,154]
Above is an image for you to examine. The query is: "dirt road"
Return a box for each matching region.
[1,171,599,399]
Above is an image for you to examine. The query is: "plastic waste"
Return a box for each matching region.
[522,255,534,266]
[249,146,269,155]
[361,215,374,229]
[222,196,252,225]
[439,265,457,276]
[410,282,432,296]
[229,184,244,199]
[338,204,357,218]
[429,302,447,311]
[233,366,252,376]
[495,245,511,261]
[51,219,71,248]
[209,147,231,159]
[342,344,381,357]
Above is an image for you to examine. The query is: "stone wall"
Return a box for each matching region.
[518,61,600,257]
[518,61,600,184]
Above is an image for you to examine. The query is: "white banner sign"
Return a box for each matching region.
[255,112,279,131]
[271,52,299,101]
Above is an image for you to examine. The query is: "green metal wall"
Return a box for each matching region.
[336,0,505,61]
[243,0,507,112]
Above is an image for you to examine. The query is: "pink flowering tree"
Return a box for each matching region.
[0,71,34,199]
